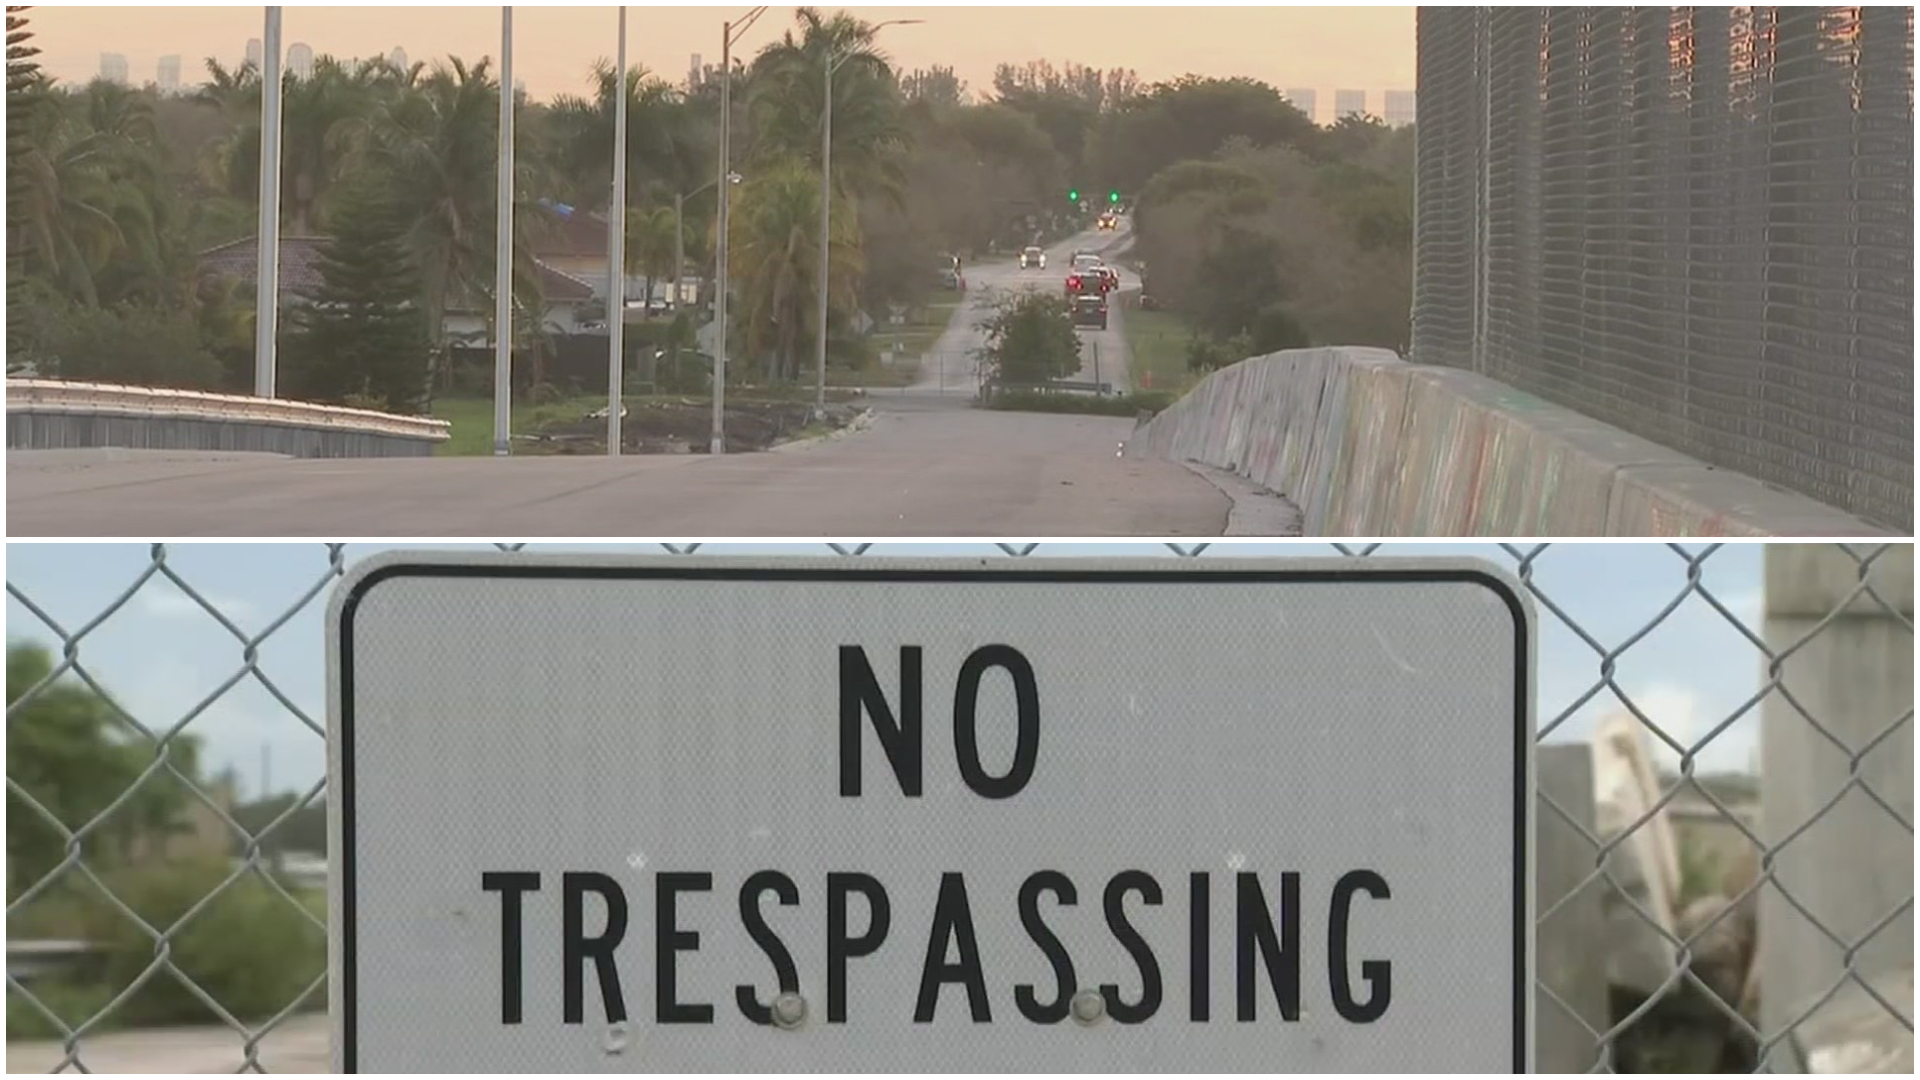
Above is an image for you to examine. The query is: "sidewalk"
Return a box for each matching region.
[7,1012,329,1073]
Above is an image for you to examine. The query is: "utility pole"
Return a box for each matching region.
[712,19,732,455]
[253,7,284,399]
[492,7,515,456]
[607,5,628,456]
[813,56,834,419]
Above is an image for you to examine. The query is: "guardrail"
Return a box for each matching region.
[6,379,451,458]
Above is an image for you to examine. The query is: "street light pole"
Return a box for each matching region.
[812,20,919,418]
[712,20,732,455]
[492,6,514,457]
[252,7,283,399]
[813,56,834,419]
[712,7,766,455]
[607,5,628,456]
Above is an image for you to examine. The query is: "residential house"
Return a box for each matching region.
[198,235,600,347]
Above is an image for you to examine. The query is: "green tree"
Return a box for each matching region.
[1191,229,1285,341]
[202,54,388,233]
[6,4,45,348]
[284,181,433,412]
[6,641,201,902]
[727,158,863,382]
[19,299,225,388]
[748,6,909,205]
[11,81,172,307]
[356,57,549,387]
[976,289,1080,385]
[546,60,690,212]
[1086,75,1314,196]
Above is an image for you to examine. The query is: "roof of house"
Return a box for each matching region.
[196,235,332,300]
[530,205,610,259]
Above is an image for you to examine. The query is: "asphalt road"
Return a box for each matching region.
[8,226,1218,538]
[903,223,1137,396]
[6,1013,330,1073]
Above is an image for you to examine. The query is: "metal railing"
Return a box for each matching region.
[1413,8,1914,532]
[4,542,1911,1072]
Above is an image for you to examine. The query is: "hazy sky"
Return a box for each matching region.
[5,542,1769,804]
[33,5,1416,114]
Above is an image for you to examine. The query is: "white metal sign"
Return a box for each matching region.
[328,554,1534,1072]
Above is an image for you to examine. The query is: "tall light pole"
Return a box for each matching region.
[252,7,284,399]
[675,171,740,322]
[492,7,515,457]
[713,6,767,455]
[814,18,921,419]
[606,6,628,456]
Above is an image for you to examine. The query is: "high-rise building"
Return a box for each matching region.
[1281,87,1317,124]
[246,38,264,70]
[156,54,182,93]
[689,53,703,89]
[388,46,409,73]
[288,42,314,80]
[99,53,129,84]
[1334,88,1367,120]
[1384,89,1416,127]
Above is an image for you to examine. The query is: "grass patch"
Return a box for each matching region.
[982,390,1176,417]
[1120,306,1200,395]
[430,390,863,455]
[870,299,963,362]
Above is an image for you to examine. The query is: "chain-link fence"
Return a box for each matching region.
[5,542,1912,1073]
[1412,8,1914,532]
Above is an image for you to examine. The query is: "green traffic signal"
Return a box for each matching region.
[1109,190,1119,203]
[1068,189,1080,202]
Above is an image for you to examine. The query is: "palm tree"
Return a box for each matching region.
[624,203,681,311]
[12,81,168,306]
[200,54,382,232]
[355,56,550,386]
[546,59,690,212]
[727,159,863,382]
[747,7,909,206]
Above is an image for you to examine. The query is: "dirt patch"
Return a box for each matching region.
[514,398,863,455]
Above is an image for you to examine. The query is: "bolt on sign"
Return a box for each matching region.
[328,554,1535,1072]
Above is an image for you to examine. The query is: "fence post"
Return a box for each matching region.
[1759,545,1914,1069]
[1536,743,1608,1072]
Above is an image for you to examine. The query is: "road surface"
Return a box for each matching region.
[7,227,1210,537]
[902,224,1137,396]
[8,410,1223,536]
[7,1013,330,1073]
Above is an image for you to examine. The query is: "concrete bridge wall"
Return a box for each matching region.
[1127,350,1890,537]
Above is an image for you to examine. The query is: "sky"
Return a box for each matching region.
[4,541,1774,807]
[32,4,1417,120]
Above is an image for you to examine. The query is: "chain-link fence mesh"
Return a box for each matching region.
[1412,8,1914,532]
[5,542,1912,1073]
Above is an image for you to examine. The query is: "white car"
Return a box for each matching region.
[1020,246,1047,270]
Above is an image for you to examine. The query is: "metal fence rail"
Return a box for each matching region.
[1413,8,1914,532]
[5,543,1912,1073]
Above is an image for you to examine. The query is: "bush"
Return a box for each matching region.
[7,979,116,1041]
[982,390,1177,417]
[15,301,226,390]
[53,858,327,1030]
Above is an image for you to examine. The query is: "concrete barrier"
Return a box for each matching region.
[1127,351,1892,536]
[6,378,450,458]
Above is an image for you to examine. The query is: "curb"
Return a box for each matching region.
[767,408,877,453]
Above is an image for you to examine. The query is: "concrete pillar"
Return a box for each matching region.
[1760,544,1913,1071]
[1535,744,1609,1071]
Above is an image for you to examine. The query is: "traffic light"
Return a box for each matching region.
[1068,188,1080,202]
[1109,190,1120,204]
